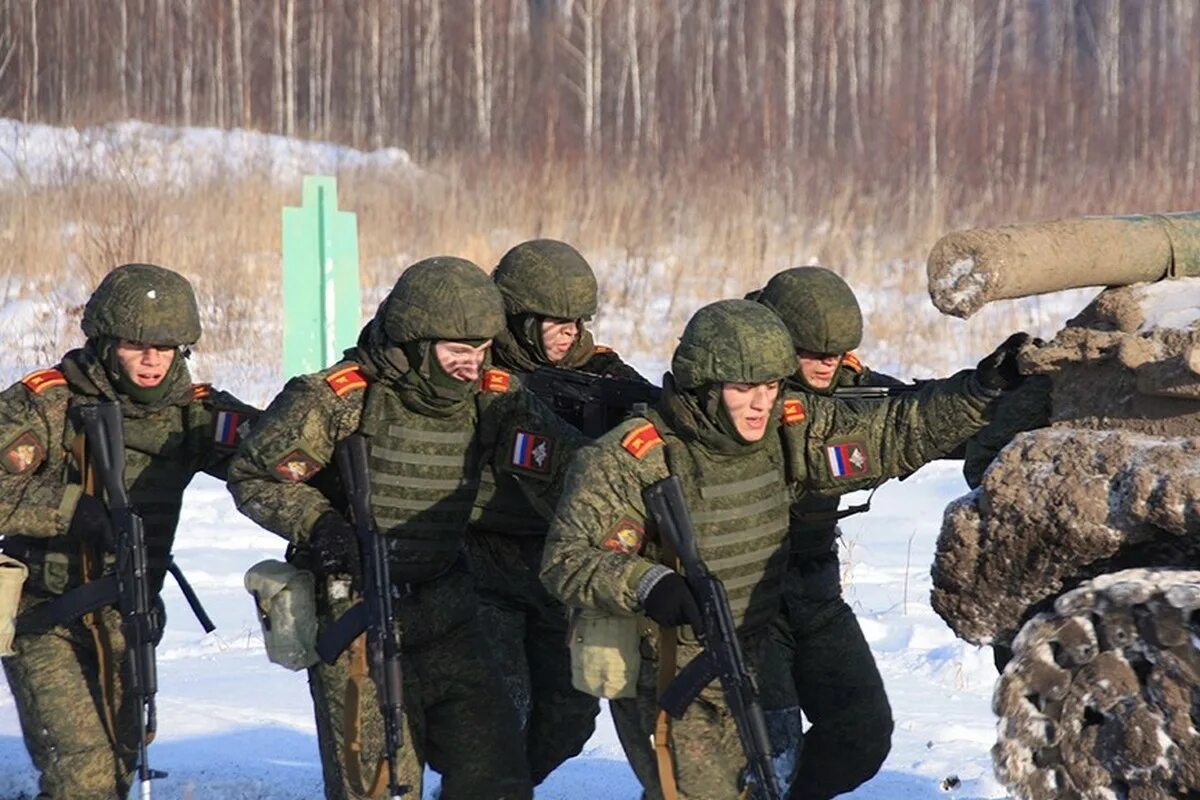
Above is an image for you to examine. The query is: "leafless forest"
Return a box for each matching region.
[4,1,1200,193]
[0,1,1198,366]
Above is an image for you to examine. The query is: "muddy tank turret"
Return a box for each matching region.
[928,213,1200,800]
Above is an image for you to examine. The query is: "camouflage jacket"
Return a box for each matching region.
[786,352,906,561]
[0,348,257,594]
[227,359,586,562]
[541,369,998,619]
[468,344,648,539]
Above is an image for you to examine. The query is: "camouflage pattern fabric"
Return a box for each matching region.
[543,364,998,799]
[3,602,139,800]
[228,311,585,798]
[308,565,532,799]
[0,343,256,799]
[380,256,505,345]
[467,344,643,781]
[492,239,599,320]
[81,262,203,347]
[750,267,864,355]
[670,301,796,390]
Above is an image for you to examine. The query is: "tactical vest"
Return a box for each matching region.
[6,398,202,596]
[357,384,482,582]
[659,427,792,634]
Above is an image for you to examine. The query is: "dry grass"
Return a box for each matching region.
[1,148,1197,386]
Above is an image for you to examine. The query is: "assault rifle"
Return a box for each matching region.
[80,401,167,800]
[315,434,407,799]
[523,366,661,437]
[643,476,783,800]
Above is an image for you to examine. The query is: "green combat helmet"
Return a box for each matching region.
[382,256,506,343]
[493,239,599,320]
[751,266,863,354]
[672,299,796,389]
[81,263,202,346]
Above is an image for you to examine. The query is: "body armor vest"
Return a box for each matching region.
[660,429,791,634]
[358,384,482,582]
[6,399,202,595]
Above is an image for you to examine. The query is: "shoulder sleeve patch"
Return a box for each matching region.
[482,368,511,393]
[782,398,807,425]
[21,369,66,395]
[621,422,663,459]
[325,365,369,397]
[1,430,45,474]
[272,448,323,482]
[602,516,645,555]
[191,382,213,400]
[212,409,248,448]
[842,352,864,374]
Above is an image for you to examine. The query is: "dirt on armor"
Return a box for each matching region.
[931,280,1200,800]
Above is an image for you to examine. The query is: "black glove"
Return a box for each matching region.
[642,572,704,631]
[68,494,114,551]
[308,511,361,583]
[975,332,1031,391]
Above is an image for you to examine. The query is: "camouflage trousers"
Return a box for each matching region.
[2,595,141,800]
[310,563,532,800]
[610,615,793,800]
[779,552,893,800]
[465,531,600,784]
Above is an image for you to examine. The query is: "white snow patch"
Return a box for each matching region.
[1135,277,1200,330]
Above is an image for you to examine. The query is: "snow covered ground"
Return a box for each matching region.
[0,462,1010,800]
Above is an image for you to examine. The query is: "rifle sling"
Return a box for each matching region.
[14,560,214,636]
[316,601,368,664]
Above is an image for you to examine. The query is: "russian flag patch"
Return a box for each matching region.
[826,441,869,479]
[214,410,243,447]
[511,431,553,473]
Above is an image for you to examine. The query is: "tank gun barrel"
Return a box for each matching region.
[927,211,1200,318]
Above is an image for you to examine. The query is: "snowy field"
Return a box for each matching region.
[0,118,1100,798]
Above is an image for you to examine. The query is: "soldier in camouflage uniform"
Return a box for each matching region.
[541,299,1023,800]
[0,263,257,800]
[750,267,906,798]
[465,239,646,783]
[227,257,586,800]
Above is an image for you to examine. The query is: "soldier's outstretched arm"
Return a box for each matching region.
[790,368,1001,495]
[541,435,665,616]
[0,377,79,537]
[194,387,262,481]
[227,376,358,543]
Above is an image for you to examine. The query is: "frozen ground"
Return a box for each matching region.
[0,461,1010,800]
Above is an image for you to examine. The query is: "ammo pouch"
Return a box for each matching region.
[568,607,642,699]
[0,554,29,656]
[244,559,320,671]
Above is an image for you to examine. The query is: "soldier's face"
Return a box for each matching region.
[434,339,492,382]
[541,318,580,363]
[720,380,781,442]
[796,351,842,389]
[114,340,176,387]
